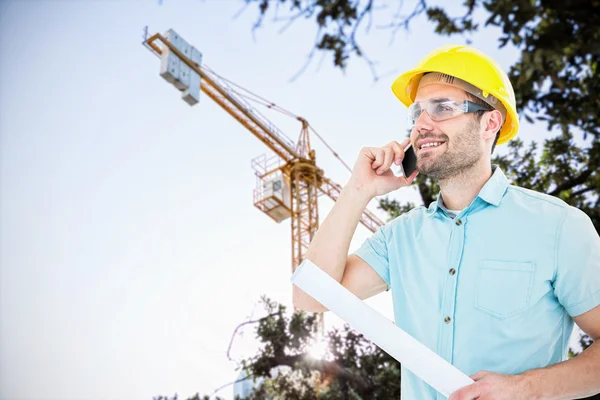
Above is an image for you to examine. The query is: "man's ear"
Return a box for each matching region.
[482,110,503,141]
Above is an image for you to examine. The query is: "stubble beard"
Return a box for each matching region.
[416,119,483,180]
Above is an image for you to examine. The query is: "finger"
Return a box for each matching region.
[377,148,394,175]
[398,138,413,164]
[386,141,405,165]
[362,147,378,161]
[395,169,419,187]
[406,169,419,184]
[371,149,385,170]
[470,370,489,381]
[386,138,410,149]
[449,382,481,400]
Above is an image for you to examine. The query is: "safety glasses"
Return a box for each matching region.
[408,98,492,126]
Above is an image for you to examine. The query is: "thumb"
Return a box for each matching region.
[449,382,482,400]
[397,169,419,187]
[470,370,490,381]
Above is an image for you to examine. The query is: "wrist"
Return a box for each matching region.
[519,369,548,400]
[342,181,374,204]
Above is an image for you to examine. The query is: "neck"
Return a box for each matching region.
[439,160,493,210]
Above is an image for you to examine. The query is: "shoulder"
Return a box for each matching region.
[504,185,593,228]
[393,205,430,222]
[504,185,572,218]
[383,205,431,232]
[506,185,570,210]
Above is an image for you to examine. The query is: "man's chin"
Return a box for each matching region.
[416,161,442,178]
[416,159,434,173]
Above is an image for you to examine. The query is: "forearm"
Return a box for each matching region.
[523,340,600,400]
[305,184,371,280]
[293,184,371,310]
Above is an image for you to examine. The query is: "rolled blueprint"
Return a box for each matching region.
[291,259,474,398]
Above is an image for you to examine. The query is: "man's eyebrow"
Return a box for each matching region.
[429,97,452,103]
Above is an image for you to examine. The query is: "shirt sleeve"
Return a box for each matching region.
[353,224,391,290]
[553,206,600,317]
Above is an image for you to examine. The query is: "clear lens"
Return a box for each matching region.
[408,99,469,125]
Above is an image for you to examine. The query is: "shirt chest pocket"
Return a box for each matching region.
[475,260,535,319]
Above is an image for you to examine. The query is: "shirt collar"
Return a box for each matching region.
[426,165,509,218]
[477,165,509,206]
[427,194,443,217]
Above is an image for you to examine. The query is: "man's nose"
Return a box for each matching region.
[414,109,435,131]
[411,110,435,140]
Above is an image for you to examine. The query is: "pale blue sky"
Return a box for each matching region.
[0,1,581,399]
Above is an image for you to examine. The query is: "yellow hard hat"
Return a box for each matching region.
[391,44,518,145]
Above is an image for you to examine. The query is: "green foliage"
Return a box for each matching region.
[233,298,401,399]
[245,0,377,71]
[377,198,414,219]
[152,394,222,400]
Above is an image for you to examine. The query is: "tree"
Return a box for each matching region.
[154,296,400,400]
[152,394,223,400]
[226,296,402,399]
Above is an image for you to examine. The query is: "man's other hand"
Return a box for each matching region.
[449,370,534,400]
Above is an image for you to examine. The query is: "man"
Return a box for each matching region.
[294,45,600,399]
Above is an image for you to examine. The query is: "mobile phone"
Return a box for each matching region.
[398,143,417,177]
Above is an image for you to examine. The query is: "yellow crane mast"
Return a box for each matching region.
[142,28,385,331]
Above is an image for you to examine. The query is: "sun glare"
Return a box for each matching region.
[308,338,328,359]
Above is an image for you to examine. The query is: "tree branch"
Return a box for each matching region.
[211,372,257,397]
[289,27,324,82]
[227,312,280,362]
[349,0,380,81]
[267,352,361,384]
[378,0,428,45]
[548,168,594,196]
[571,186,595,197]
[273,4,315,34]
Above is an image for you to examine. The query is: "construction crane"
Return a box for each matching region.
[142,28,385,331]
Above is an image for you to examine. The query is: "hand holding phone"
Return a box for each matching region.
[347,140,419,199]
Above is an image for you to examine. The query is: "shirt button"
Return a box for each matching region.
[449,268,456,275]
[455,219,462,226]
[444,316,452,323]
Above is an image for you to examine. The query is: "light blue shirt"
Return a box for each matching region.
[353,166,600,400]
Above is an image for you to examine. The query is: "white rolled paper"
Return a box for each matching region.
[291,259,474,398]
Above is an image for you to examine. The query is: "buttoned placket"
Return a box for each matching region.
[436,212,467,400]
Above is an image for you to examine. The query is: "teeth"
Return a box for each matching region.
[421,142,442,149]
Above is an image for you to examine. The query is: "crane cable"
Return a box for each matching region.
[202,65,393,219]
[202,64,297,119]
[202,64,354,175]
[219,70,392,216]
